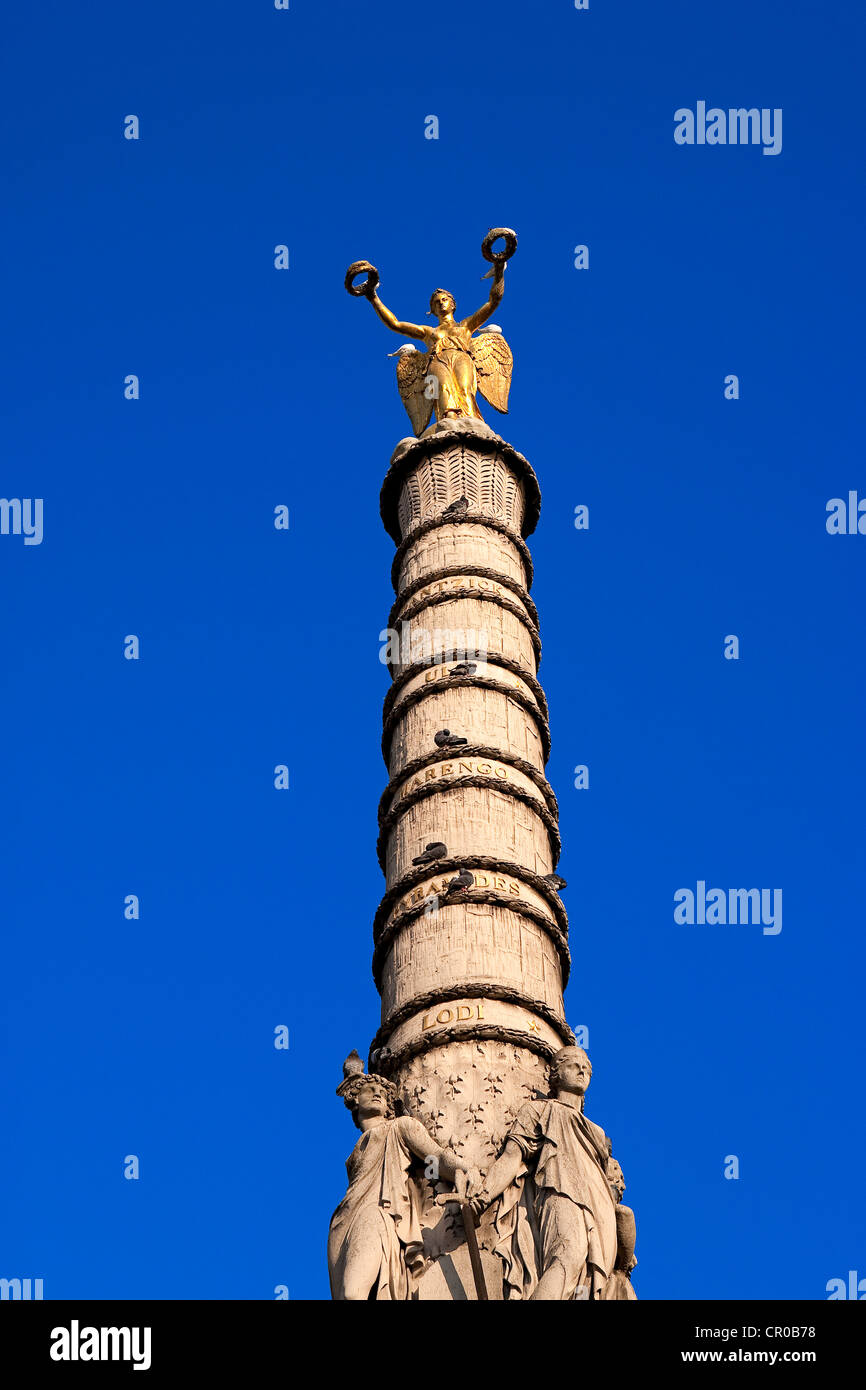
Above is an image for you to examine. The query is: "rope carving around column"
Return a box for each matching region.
[386,585,542,668]
[383,642,547,717]
[371,1024,561,1076]
[369,980,576,1057]
[375,850,568,928]
[390,512,534,592]
[383,650,550,724]
[377,744,560,822]
[382,675,552,765]
[390,563,540,628]
[376,774,562,870]
[373,854,569,935]
[372,888,571,988]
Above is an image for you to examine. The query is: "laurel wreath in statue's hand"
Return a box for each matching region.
[480,227,518,280]
[344,259,380,299]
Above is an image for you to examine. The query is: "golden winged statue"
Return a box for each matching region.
[345,229,517,436]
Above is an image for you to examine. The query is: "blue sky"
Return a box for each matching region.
[1,0,863,1300]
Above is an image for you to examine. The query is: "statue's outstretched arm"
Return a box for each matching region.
[462,264,505,333]
[368,291,428,342]
[403,1118,466,1181]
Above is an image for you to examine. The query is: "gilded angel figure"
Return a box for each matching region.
[345,228,517,436]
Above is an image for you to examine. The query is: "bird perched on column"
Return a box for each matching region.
[412,841,448,866]
[542,873,568,892]
[342,1049,365,1078]
[449,661,477,677]
[434,729,468,749]
[445,869,474,895]
[442,496,469,517]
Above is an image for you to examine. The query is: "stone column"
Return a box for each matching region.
[370,417,574,1299]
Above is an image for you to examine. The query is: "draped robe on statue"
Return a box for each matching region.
[327,1116,425,1301]
[492,1098,618,1300]
[425,324,483,421]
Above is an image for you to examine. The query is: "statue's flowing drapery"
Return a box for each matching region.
[327,1116,424,1300]
[492,1099,618,1300]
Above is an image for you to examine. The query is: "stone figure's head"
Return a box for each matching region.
[550,1045,593,1100]
[336,1071,398,1129]
[428,289,456,319]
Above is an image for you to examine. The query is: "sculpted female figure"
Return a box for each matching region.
[470,1046,628,1301]
[345,229,517,436]
[327,1056,480,1301]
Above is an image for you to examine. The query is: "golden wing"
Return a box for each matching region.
[394,347,434,436]
[472,329,513,414]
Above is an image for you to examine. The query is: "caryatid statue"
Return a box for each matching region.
[327,1054,481,1301]
[469,1046,637,1301]
[345,228,517,436]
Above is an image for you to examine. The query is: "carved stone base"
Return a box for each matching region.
[415,1244,504,1301]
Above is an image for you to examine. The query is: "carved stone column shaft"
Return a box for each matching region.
[369,419,573,1297]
